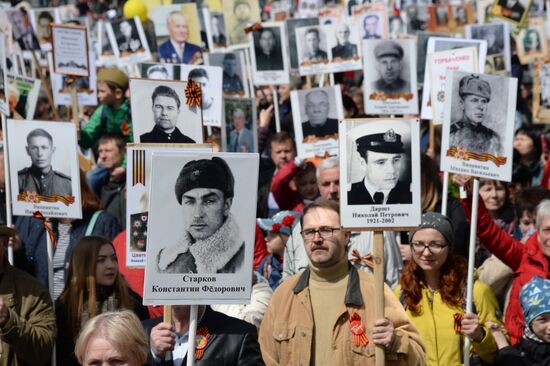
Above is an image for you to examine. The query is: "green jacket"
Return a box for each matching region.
[395,281,502,366]
[79,99,133,149]
[0,263,56,366]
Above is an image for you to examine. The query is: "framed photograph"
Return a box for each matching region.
[427,3,473,33]
[319,4,345,25]
[130,78,204,144]
[533,63,550,123]
[353,4,389,40]
[155,4,203,64]
[96,20,116,67]
[5,73,40,119]
[125,144,212,268]
[515,17,548,65]
[490,0,532,28]
[249,22,290,85]
[291,85,344,158]
[286,17,319,70]
[7,119,82,219]
[143,152,259,305]
[339,118,421,229]
[180,65,223,127]
[29,7,59,52]
[203,8,228,51]
[297,0,321,18]
[416,31,450,86]
[428,47,478,125]
[440,71,517,181]
[6,9,40,51]
[326,22,362,73]
[389,14,406,39]
[221,97,257,153]
[465,23,511,75]
[0,32,8,116]
[363,39,418,115]
[49,51,97,106]
[421,37,487,120]
[106,16,151,67]
[139,62,181,81]
[51,23,89,77]
[403,4,430,34]
[222,0,262,48]
[296,25,331,76]
[206,51,249,97]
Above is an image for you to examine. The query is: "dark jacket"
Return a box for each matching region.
[301,118,338,139]
[143,306,265,366]
[140,125,196,144]
[495,338,550,366]
[15,210,121,287]
[347,180,412,205]
[18,165,72,196]
[159,40,202,64]
[56,287,149,366]
[257,158,276,218]
[101,180,127,230]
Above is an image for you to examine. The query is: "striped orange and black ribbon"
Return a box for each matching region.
[133,149,146,186]
[32,211,57,249]
[446,146,507,167]
[17,192,75,206]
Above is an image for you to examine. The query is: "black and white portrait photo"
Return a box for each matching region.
[30,8,58,51]
[130,79,203,144]
[491,0,531,25]
[7,119,82,219]
[389,15,405,39]
[222,97,257,153]
[363,39,418,115]
[204,11,227,50]
[291,85,344,158]
[515,18,548,65]
[7,8,40,51]
[180,65,224,127]
[106,16,151,66]
[250,22,290,85]
[421,37,488,120]
[534,64,550,123]
[404,4,430,34]
[296,25,331,75]
[466,23,510,73]
[339,119,421,229]
[222,0,261,47]
[207,51,248,97]
[143,152,258,305]
[140,63,180,80]
[360,11,386,39]
[285,17,319,70]
[325,23,362,73]
[441,71,517,182]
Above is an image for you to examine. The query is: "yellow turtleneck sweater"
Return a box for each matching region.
[309,255,349,366]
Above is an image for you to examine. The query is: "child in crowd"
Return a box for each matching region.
[257,211,301,290]
[271,160,319,212]
[487,276,550,365]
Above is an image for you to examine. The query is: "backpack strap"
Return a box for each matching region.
[85,211,103,236]
[100,105,108,133]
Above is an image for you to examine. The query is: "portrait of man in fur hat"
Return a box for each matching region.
[156,157,244,274]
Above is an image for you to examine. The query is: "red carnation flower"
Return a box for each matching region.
[281,215,295,227]
[271,223,282,234]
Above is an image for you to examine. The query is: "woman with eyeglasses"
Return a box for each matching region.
[396,212,504,365]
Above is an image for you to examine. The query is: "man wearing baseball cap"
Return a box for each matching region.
[371,40,411,94]
[157,157,244,274]
[449,74,502,156]
[348,129,412,205]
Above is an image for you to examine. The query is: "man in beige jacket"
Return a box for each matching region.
[259,200,425,365]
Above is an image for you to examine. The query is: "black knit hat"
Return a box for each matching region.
[175,157,234,204]
[409,212,455,248]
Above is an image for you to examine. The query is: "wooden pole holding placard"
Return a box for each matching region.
[163,306,173,362]
[463,178,480,366]
[272,86,281,132]
[31,51,61,121]
[373,230,385,366]
[186,305,198,366]
[70,80,80,136]
[1,114,13,265]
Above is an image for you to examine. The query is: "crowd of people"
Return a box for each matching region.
[2,0,550,365]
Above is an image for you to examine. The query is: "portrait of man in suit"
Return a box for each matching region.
[228,108,254,152]
[347,129,412,205]
[302,28,328,63]
[159,11,203,64]
[301,90,338,138]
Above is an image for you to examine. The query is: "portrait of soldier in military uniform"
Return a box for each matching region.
[331,24,358,59]
[156,157,244,274]
[299,27,328,63]
[449,74,502,156]
[347,129,412,205]
[371,40,411,95]
[18,128,72,196]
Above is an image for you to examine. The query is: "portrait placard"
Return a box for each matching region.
[296,25,332,76]
[325,22,362,73]
[440,71,517,181]
[0,32,8,115]
[51,24,89,76]
[6,73,40,119]
[416,31,450,86]
[139,62,181,81]
[7,119,82,219]
[285,17,319,70]
[96,20,116,67]
[403,4,430,35]
[514,17,548,65]
[427,3,474,33]
[533,63,550,123]
[421,37,487,120]
[206,51,249,97]
[428,47,478,125]
[490,0,531,29]
[106,16,151,67]
[203,8,228,51]
[222,0,262,49]
[180,65,223,127]
[126,144,212,268]
[130,78,204,144]
[352,4,389,40]
[29,7,59,52]
[291,85,344,158]
[143,152,259,305]
[339,118,421,230]
[363,38,418,115]
[249,22,290,85]
[221,97,257,153]
[465,23,511,75]
[6,9,40,51]
[50,51,97,106]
